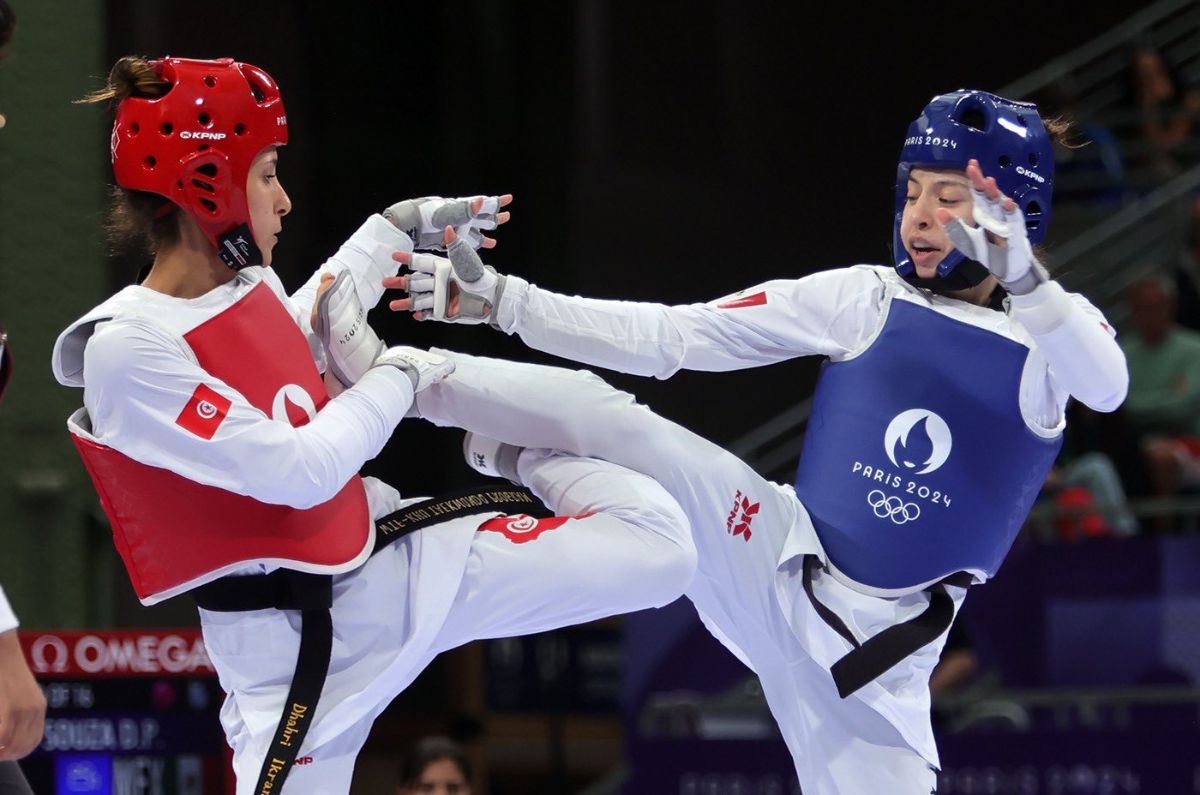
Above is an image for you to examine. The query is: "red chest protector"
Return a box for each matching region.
[70,281,372,605]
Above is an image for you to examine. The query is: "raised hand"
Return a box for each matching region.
[384,226,506,324]
[383,194,513,251]
[936,159,1048,295]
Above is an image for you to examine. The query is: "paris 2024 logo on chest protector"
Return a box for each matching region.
[883,409,952,474]
[851,408,955,525]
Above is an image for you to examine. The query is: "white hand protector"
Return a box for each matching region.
[943,187,1049,295]
[315,270,386,389]
[404,240,506,325]
[382,196,501,251]
[373,346,455,392]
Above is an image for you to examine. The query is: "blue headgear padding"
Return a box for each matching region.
[893,89,1055,279]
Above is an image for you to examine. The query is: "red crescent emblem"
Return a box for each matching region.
[478,513,592,544]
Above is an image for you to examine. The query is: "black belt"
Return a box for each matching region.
[802,556,970,699]
[193,485,549,795]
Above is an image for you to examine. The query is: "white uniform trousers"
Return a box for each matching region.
[203,450,694,794]
[417,351,941,795]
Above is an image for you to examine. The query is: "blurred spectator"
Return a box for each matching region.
[1130,47,1200,178]
[930,619,1010,735]
[0,6,45,794]
[1042,451,1139,539]
[1040,78,1126,205]
[397,736,474,795]
[931,620,979,699]
[1121,276,1200,527]
[1174,195,1200,331]
[1058,398,1149,497]
[1035,397,1142,539]
[0,0,10,130]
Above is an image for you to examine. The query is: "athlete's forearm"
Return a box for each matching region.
[245,366,414,509]
[493,277,692,378]
[1009,281,1128,412]
[494,275,827,377]
[80,318,416,509]
[292,214,414,324]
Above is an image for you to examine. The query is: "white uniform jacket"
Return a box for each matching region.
[51,215,486,758]
[0,587,17,636]
[489,264,1129,765]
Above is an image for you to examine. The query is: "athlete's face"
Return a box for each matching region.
[409,758,470,795]
[900,167,975,279]
[246,147,291,267]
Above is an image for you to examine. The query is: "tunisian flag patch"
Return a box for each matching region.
[479,513,591,544]
[176,384,232,440]
[716,291,767,309]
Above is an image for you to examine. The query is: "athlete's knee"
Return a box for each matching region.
[612,486,696,603]
[657,526,698,601]
[641,529,696,607]
[566,367,635,412]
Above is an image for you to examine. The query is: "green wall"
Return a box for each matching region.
[0,0,110,627]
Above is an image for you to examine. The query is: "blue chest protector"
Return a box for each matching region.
[794,298,1062,594]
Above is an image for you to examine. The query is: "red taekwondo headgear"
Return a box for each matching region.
[110,57,288,269]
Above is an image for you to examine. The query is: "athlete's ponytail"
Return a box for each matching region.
[79,55,170,105]
[78,57,178,260]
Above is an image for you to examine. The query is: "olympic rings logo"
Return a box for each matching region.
[867,490,920,524]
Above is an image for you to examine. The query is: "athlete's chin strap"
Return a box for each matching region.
[905,185,1051,299]
[899,257,991,294]
[216,224,263,270]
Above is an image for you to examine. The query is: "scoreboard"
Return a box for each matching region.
[16,629,230,795]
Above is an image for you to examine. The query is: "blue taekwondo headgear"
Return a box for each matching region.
[893,89,1055,290]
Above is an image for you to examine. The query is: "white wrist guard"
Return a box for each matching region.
[404,243,506,325]
[382,196,501,251]
[314,270,386,389]
[943,187,1049,296]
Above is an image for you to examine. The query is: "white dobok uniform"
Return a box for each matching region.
[52,216,695,794]
[0,586,17,637]
[411,265,1128,794]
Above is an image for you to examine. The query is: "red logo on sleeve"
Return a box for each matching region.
[716,291,767,309]
[725,490,759,541]
[176,384,232,440]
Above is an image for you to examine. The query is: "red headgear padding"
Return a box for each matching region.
[110,57,288,268]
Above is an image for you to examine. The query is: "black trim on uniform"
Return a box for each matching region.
[192,485,548,794]
[802,556,962,699]
[372,485,550,553]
